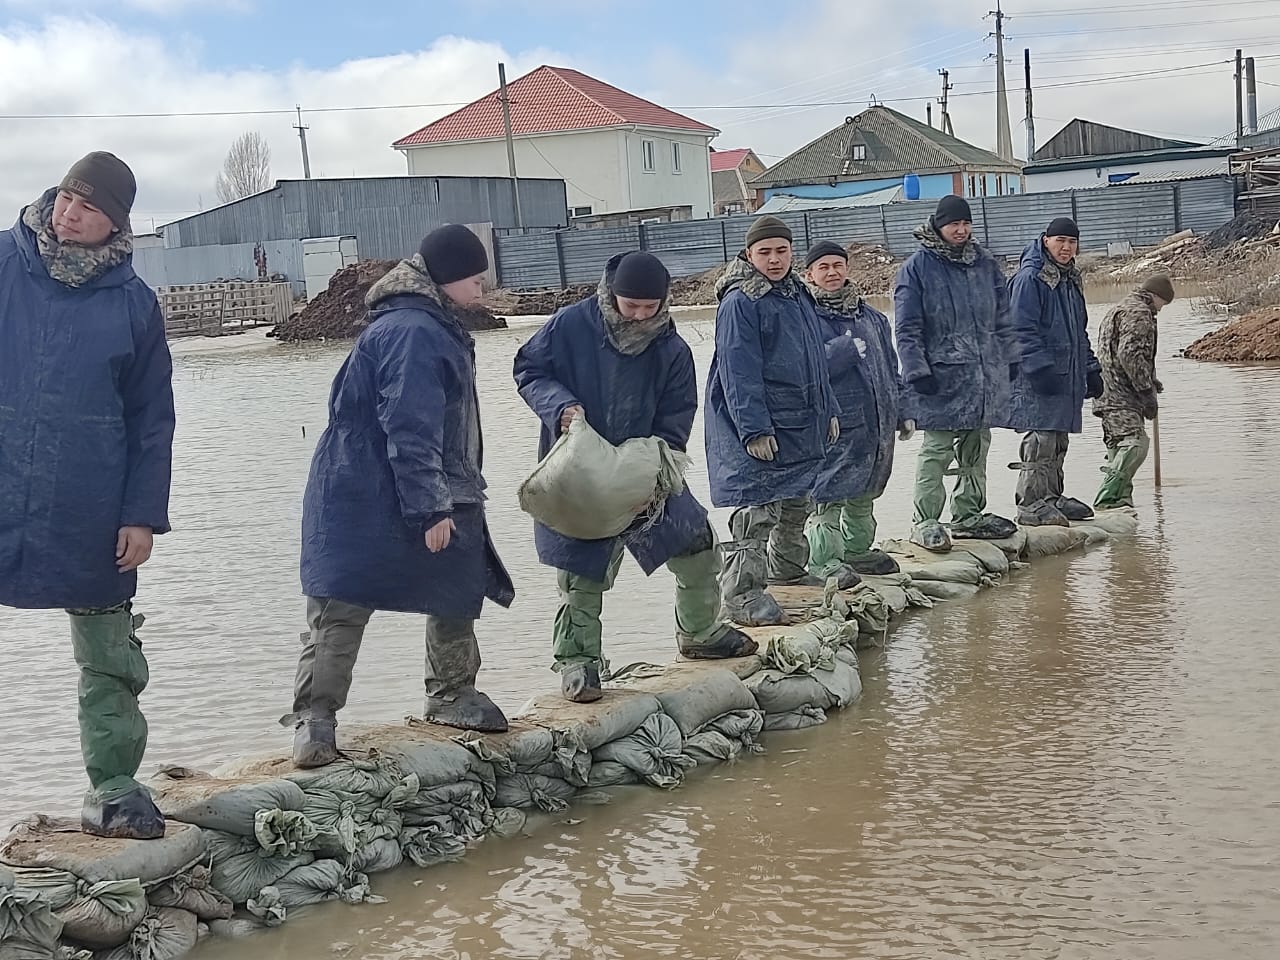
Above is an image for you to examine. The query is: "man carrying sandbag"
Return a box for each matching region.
[705,216,842,627]
[894,195,1017,552]
[803,240,913,578]
[0,153,175,839]
[289,225,515,767]
[1003,217,1104,526]
[1092,275,1174,510]
[514,251,758,703]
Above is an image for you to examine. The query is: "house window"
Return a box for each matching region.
[850,144,866,161]
[672,142,682,173]
[968,175,977,196]
[980,176,988,197]
[569,205,592,218]
[642,139,656,173]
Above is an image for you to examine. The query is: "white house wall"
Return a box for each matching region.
[1023,156,1227,193]
[622,130,714,219]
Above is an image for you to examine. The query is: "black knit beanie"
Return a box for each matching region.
[745,215,792,249]
[1045,217,1080,239]
[932,194,973,229]
[59,151,136,231]
[804,239,849,269]
[418,224,489,285]
[610,251,670,300]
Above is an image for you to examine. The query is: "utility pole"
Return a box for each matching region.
[1246,56,1259,134]
[1024,48,1036,161]
[989,1,1015,162]
[927,101,933,128]
[498,62,524,230]
[938,69,955,137]
[294,105,312,180]
[1235,50,1244,145]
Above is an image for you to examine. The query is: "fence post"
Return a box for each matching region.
[1069,190,1079,225]
[492,234,506,288]
[639,223,649,251]
[879,205,890,252]
[554,232,568,288]
[1172,184,1183,232]
[980,198,991,248]
[720,220,729,263]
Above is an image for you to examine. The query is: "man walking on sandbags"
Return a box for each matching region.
[894,195,1017,552]
[513,251,758,703]
[1004,217,1104,526]
[1093,275,1175,510]
[803,240,913,578]
[0,153,175,839]
[705,215,843,627]
[289,225,515,767]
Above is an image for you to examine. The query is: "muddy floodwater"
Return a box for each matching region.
[3,288,1278,958]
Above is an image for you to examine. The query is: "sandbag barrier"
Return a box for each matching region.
[0,510,1138,959]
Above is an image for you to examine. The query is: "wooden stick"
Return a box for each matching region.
[1152,414,1162,487]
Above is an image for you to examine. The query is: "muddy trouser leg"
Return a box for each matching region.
[424,616,482,697]
[767,496,814,583]
[1015,430,1068,509]
[914,430,958,523]
[807,501,848,578]
[951,428,992,524]
[840,494,879,560]
[291,597,372,722]
[1054,432,1070,498]
[667,523,730,649]
[68,603,151,802]
[1095,412,1150,508]
[551,542,626,671]
[721,502,783,619]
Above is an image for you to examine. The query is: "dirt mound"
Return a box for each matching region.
[271,260,506,342]
[485,285,593,316]
[1184,306,1280,361]
[1205,212,1280,250]
[843,242,901,296]
[670,266,723,307]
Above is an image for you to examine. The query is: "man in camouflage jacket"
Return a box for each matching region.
[1092,274,1174,509]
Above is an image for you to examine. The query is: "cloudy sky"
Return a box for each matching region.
[2,0,1277,229]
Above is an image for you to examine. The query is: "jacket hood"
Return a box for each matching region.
[365,253,446,310]
[715,252,802,302]
[13,191,138,290]
[1021,237,1080,291]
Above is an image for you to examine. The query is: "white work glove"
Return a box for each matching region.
[746,435,778,461]
[898,419,917,441]
[828,417,840,444]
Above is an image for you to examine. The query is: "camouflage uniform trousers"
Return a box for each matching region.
[1094,409,1150,509]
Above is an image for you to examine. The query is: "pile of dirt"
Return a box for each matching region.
[843,242,901,296]
[1184,306,1280,361]
[484,285,593,316]
[1205,211,1280,250]
[271,260,506,341]
[670,266,724,307]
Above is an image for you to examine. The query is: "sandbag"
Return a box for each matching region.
[300,789,376,858]
[585,762,641,787]
[492,774,578,813]
[272,860,350,908]
[1022,526,1089,558]
[896,559,987,585]
[373,731,495,795]
[682,710,765,765]
[985,529,1029,558]
[205,831,314,906]
[488,808,527,840]
[97,907,198,960]
[620,668,757,738]
[400,825,466,869]
[911,579,981,602]
[147,865,233,922]
[452,726,555,776]
[1,817,206,887]
[518,417,690,540]
[592,713,693,789]
[516,691,663,753]
[762,706,827,731]
[0,871,64,960]
[245,887,287,927]
[952,539,1010,575]
[284,756,406,801]
[348,837,403,875]
[1077,508,1139,537]
[151,768,306,838]
[746,648,860,714]
[399,781,490,836]
[54,879,147,950]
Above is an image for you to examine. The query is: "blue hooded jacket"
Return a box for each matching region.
[0,209,174,610]
[300,259,514,618]
[1002,239,1100,434]
[809,289,904,503]
[893,227,1014,432]
[704,256,839,508]
[513,267,709,583]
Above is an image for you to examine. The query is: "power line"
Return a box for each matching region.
[1017,14,1280,38]
[0,101,468,121]
[1017,0,1275,16]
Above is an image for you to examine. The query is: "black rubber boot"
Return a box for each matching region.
[560,662,604,704]
[82,786,165,840]
[679,627,759,660]
[952,514,1018,540]
[768,572,826,588]
[1017,500,1070,527]
[911,520,953,553]
[827,565,862,590]
[729,592,789,627]
[848,550,900,576]
[1056,496,1095,521]
[423,686,509,733]
[292,716,338,769]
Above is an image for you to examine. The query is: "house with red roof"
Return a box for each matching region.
[393,65,720,221]
[710,147,766,216]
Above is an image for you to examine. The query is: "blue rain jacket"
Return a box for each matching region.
[300,292,514,618]
[811,294,904,503]
[704,260,839,508]
[893,240,1014,431]
[513,293,710,582]
[1002,240,1100,434]
[0,213,174,610]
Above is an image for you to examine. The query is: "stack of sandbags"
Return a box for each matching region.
[1,862,64,960]
[746,619,863,731]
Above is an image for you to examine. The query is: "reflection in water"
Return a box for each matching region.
[3,296,1279,959]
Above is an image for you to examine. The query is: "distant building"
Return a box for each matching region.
[392,65,720,220]
[1023,119,1235,192]
[710,148,766,216]
[1241,124,1280,150]
[749,106,1023,206]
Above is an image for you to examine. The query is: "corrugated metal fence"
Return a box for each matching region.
[134,240,307,297]
[493,176,1236,289]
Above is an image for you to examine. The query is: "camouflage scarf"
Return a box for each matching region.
[365,253,447,309]
[715,253,803,302]
[1037,247,1082,291]
[913,219,978,266]
[596,274,671,356]
[22,188,133,288]
[805,278,863,316]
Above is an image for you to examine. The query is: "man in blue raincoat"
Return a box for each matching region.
[705,216,842,626]
[894,195,1017,552]
[513,252,759,703]
[803,240,914,578]
[290,225,514,767]
[1003,217,1104,526]
[0,153,175,839]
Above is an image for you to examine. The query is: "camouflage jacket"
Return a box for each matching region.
[1092,291,1159,418]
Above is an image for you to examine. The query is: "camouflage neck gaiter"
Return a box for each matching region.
[22,188,133,288]
[807,279,864,316]
[914,219,979,266]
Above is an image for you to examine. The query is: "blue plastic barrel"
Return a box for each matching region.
[903,173,921,201]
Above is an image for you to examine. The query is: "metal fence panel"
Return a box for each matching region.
[1074,184,1177,248]
[978,193,1070,257]
[1175,176,1235,234]
[558,226,642,285]
[494,233,561,289]
[644,220,725,276]
[133,240,306,297]
[881,201,933,256]
[806,208,886,248]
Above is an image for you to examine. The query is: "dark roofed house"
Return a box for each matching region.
[710,148,766,216]
[750,105,1023,207]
